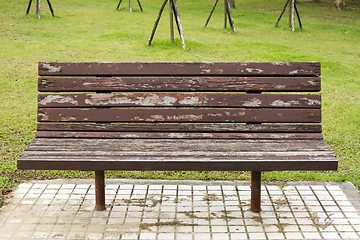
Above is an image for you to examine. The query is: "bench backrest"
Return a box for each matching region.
[37,62,322,140]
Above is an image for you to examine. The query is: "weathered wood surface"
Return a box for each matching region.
[23,139,334,151]
[38,62,321,76]
[38,108,321,123]
[38,93,321,108]
[35,131,323,140]
[37,123,322,133]
[18,139,337,171]
[38,76,321,92]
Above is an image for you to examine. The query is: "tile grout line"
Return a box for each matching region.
[265,185,287,240]
[137,184,149,240]
[190,185,195,240]
[205,186,213,240]
[294,186,325,240]
[220,185,232,240]
[325,185,360,239]
[174,184,179,240]
[235,185,249,240]
[309,186,343,239]
[155,185,164,240]
[120,184,135,240]
[8,183,35,240]
[279,185,305,240]
[104,183,121,240]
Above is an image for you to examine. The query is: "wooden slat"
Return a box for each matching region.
[38,62,321,76]
[38,76,321,92]
[25,139,334,152]
[38,93,321,108]
[37,123,322,133]
[17,158,338,171]
[35,131,323,140]
[38,108,321,123]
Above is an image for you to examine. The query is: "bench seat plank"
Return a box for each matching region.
[37,123,322,133]
[18,138,337,171]
[35,131,323,139]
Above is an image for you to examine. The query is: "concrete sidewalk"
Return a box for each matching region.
[0,179,359,240]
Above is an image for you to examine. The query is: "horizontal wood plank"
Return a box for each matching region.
[25,139,334,152]
[37,123,322,133]
[38,93,321,108]
[35,131,323,140]
[38,108,321,123]
[38,76,321,92]
[17,158,338,171]
[38,62,321,76]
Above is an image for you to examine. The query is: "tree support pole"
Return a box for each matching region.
[148,0,168,46]
[170,0,174,44]
[148,0,185,49]
[251,171,261,212]
[204,0,218,27]
[275,0,302,31]
[26,0,54,18]
[116,0,143,11]
[172,0,185,49]
[95,170,106,211]
[225,0,235,31]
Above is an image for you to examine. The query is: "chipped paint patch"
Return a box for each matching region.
[243,98,262,107]
[38,112,49,121]
[179,97,207,105]
[275,85,286,89]
[243,68,264,74]
[41,63,62,73]
[289,70,299,75]
[40,95,78,106]
[85,94,178,106]
[271,100,300,107]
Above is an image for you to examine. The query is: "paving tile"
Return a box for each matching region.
[1,180,360,240]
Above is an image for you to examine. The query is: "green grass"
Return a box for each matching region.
[1,0,359,207]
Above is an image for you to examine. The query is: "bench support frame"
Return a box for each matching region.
[95,171,106,211]
[251,171,262,212]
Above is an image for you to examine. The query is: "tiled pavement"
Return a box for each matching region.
[0,179,359,240]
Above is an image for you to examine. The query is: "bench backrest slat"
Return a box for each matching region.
[37,62,322,139]
[39,62,321,76]
[38,77,320,92]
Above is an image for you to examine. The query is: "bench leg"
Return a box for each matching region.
[251,171,261,212]
[95,170,106,211]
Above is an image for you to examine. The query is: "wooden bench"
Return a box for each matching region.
[18,62,338,212]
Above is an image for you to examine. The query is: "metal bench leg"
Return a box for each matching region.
[95,170,106,211]
[251,171,261,212]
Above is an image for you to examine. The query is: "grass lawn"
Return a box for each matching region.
[1,0,359,207]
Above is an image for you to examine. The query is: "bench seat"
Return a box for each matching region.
[19,138,337,171]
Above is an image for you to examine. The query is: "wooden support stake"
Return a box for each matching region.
[137,0,143,11]
[37,0,41,19]
[291,0,295,31]
[172,0,185,49]
[251,171,261,212]
[26,0,33,14]
[95,170,106,211]
[204,0,218,27]
[294,1,302,29]
[116,0,123,10]
[148,0,169,46]
[129,0,132,12]
[275,0,302,30]
[170,0,174,44]
[224,0,227,29]
[46,0,54,17]
[225,0,235,31]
